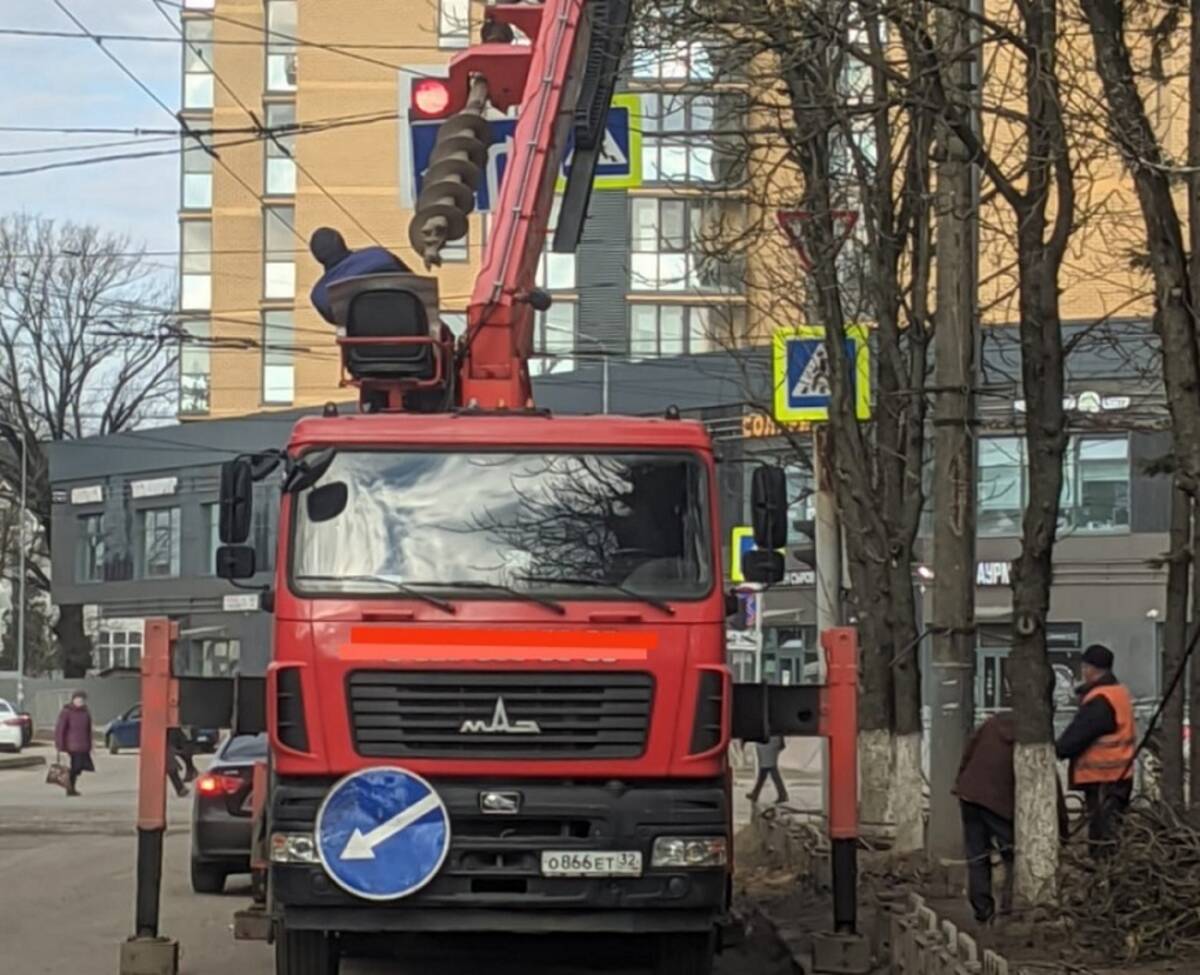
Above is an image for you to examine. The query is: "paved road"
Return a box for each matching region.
[0,747,800,974]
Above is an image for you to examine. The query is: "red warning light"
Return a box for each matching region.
[412,78,452,118]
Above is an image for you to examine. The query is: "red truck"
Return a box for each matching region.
[203,0,785,971]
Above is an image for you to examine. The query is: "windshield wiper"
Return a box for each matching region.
[514,576,675,616]
[408,580,567,615]
[295,574,456,614]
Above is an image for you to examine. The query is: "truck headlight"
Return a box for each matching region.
[651,837,727,868]
[270,832,319,864]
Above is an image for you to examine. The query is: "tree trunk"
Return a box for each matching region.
[55,603,92,678]
[1161,482,1190,809]
[1191,499,1200,813]
[890,558,924,853]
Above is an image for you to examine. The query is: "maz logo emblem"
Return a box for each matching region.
[459,697,541,735]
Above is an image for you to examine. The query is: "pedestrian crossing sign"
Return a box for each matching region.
[772,325,871,423]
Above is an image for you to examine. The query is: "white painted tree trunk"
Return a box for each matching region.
[1013,741,1059,904]
[892,731,924,853]
[859,728,893,831]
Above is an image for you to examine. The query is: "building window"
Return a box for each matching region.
[263,309,294,404]
[264,102,297,195]
[76,514,105,583]
[180,219,212,310]
[181,140,213,209]
[1065,437,1130,532]
[977,435,1131,536]
[182,18,214,111]
[640,92,743,185]
[629,304,743,359]
[199,638,242,677]
[630,197,742,292]
[253,486,280,571]
[203,502,219,574]
[141,507,181,579]
[977,437,1023,536]
[537,197,575,289]
[179,319,211,414]
[531,303,577,376]
[264,206,296,299]
[438,0,470,47]
[94,627,143,672]
[266,0,298,92]
[631,38,716,82]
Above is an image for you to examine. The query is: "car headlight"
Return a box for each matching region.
[651,836,727,869]
[270,832,319,864]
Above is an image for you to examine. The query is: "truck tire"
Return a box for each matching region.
[654,931,715,975]
[190,860,227,894]
[275,927,339,975]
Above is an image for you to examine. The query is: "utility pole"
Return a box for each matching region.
[928,0,980,865]
[15,433,26,710]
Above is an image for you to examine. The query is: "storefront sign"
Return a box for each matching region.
[976,561,1012,586]
[741,413,812,439]
[223,593,261,613]
[130,476,178,500]
[1013,391,1131,414]
[785,570,816,586]
[70,485,104,505]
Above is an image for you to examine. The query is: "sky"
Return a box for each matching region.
[0,1,181,258]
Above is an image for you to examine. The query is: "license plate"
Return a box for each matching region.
[540,850,642,877]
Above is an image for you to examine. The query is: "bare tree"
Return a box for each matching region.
[633,0,937,851]
[1078,0,1200,813]
[0,214,178,677]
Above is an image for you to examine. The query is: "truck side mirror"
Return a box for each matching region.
[216,545,256,581]
[219,459,254,544]
[743,549,784,585]
[751,466,787,550]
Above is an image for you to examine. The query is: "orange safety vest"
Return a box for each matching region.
[1072,683,1135,786]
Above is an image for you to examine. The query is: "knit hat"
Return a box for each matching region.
[1081,643,1114,670]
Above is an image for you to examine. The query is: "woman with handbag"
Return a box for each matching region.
[54,691,95,797]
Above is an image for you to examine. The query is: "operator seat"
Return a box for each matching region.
[326,272,441,381]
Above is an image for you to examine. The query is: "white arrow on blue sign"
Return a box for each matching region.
[314,766,451,901]
[404,104,635,213]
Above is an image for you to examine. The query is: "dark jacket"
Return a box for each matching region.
[1055,672,1119,761]
[954,713,1017,821]
[55,704,93,755]
[310,246,412,324]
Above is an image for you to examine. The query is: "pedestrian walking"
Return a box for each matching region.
[1056,643,1135,859]
[167,727,194,798]
[747,735,788,804]
[54,691,95,797]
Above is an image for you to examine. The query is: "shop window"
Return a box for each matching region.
[141,507,181,579]
[76,514,106,583]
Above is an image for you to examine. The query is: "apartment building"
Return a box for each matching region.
[174,0,748,418]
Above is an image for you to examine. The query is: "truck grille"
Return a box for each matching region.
[346,671,654,759]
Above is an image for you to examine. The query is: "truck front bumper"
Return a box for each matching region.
[270,776,729,934]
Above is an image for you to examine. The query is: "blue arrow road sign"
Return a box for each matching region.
[315,766,451,901]
[406,97,639,213]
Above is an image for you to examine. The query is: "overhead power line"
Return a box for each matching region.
[0,26,441,51]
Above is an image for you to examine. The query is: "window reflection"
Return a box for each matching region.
[293,451,712,599]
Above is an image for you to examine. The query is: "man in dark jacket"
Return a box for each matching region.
[954,712,1017,922]
[1056,643,1135,858]
[54,691,95,797]
[309,227,412,325]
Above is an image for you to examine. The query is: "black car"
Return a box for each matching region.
[190,732,268,894]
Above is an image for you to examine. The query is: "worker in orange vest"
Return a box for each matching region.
[1055,643,1135,858]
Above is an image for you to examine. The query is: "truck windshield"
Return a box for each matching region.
[291,450,712,600]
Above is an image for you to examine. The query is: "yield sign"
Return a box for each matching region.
[777,209,859,270]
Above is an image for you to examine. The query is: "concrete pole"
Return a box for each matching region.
[927,0,981,864]
[16,435,26,709]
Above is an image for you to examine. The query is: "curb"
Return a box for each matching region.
[0,754,47,770]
